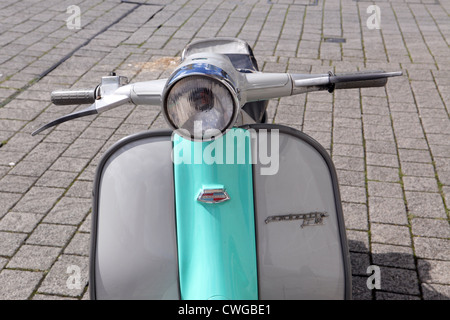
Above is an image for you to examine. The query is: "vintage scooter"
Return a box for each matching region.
[32,38,401,300]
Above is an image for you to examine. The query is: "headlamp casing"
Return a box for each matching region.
[162,54,243,140]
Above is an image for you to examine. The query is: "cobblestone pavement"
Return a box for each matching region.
[0,0,448,300]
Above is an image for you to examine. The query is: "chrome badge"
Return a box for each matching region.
[265,212,328,228]
[197,188,230,204]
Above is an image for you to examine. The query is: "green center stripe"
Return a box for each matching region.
[173,128,258,300]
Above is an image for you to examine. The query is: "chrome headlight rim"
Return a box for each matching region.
[162,63,240,140]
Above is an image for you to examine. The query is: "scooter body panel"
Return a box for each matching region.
[247,124,351,300]
[91,130,179,300]
[91,125,351,300]
[173,129,258,300]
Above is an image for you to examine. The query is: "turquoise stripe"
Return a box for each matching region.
[173,128,258,300]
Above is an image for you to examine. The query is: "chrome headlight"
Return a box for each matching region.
[162,63,239,140]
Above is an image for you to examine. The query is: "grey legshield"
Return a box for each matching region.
[243,124,352,300]
[90,130,179,300]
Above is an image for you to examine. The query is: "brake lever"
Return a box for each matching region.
[31,103,98,136]
[31,75,132,136]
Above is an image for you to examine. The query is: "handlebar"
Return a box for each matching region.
[51,87,99,105]
[33,68,402,136]
[246,70,402,100]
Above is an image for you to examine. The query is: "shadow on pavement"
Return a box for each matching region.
[349,240,449,300]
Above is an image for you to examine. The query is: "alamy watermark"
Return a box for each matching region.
[366,265,381,290]
[66,5,81,30]
[66,265,82,290]
[366,5,381,30]
[172,122,280,176]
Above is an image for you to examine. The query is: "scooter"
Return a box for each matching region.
[32,38,402,300]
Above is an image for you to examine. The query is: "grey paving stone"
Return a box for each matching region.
[79,213,91,233]
[342,202,368,230]
[0,174,37,193]
[0,257,7,270]
[421,283,450,300]
[418,259,450,286]
[434,157,450,174]
[7,244,61,271]
[347,230,370,253]
[332,143,364,158]
[49,157,90,173]
[65,180,93,199]
[363,125,395,142]
[336,169,365,187]
[393,122,425,140]
[427,133,450,147]
[0,119,27,132]
[23,142,68,164]
[38,254,89,297]
[332,127,363,145]
[405,191,447,219]
[411,218,450,239]
[367,166,400,183]
[370,223,411,247]
[0,165,8,180]
[0,270,43,300]
[35,170,77,189]
[0,192,21,219]
[414,237,450,261]
[403,176,439,193]
[1,132,42,154]
[0,211,41,233]
[366,152,399,168]
[362,114,391,127]
[350,252,371,276]
[52,120,91,135]
[368,181,403,199]
[12,186,64,214]
[64,232,90,256]
[79,126,115,140]
[371,243,416,270]
[62,138,105,160]
[43,130,82,145]
[332,156,365,172]
[368,196,408,225]
[8,161,51,177]
[377,266,420,296]
[351,275,372,300]
[26,223,76,247]
[365,140,398,156]
[396,137,429,150]
[398,148,432,164]
[0,231,27,257]
[340,185,366,204]
[44,197,91,226]
[401,162,436,178]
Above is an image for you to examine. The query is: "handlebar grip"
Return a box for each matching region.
[333,77,387,89]
[51,87,98,105]
[330,71,401,90]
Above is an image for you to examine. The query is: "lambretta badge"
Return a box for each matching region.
[265,212,328,228]
[197,188,230,204]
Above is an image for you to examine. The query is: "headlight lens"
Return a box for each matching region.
[165,75,236,139]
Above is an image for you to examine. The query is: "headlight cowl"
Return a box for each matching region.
[162,63,239,140]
